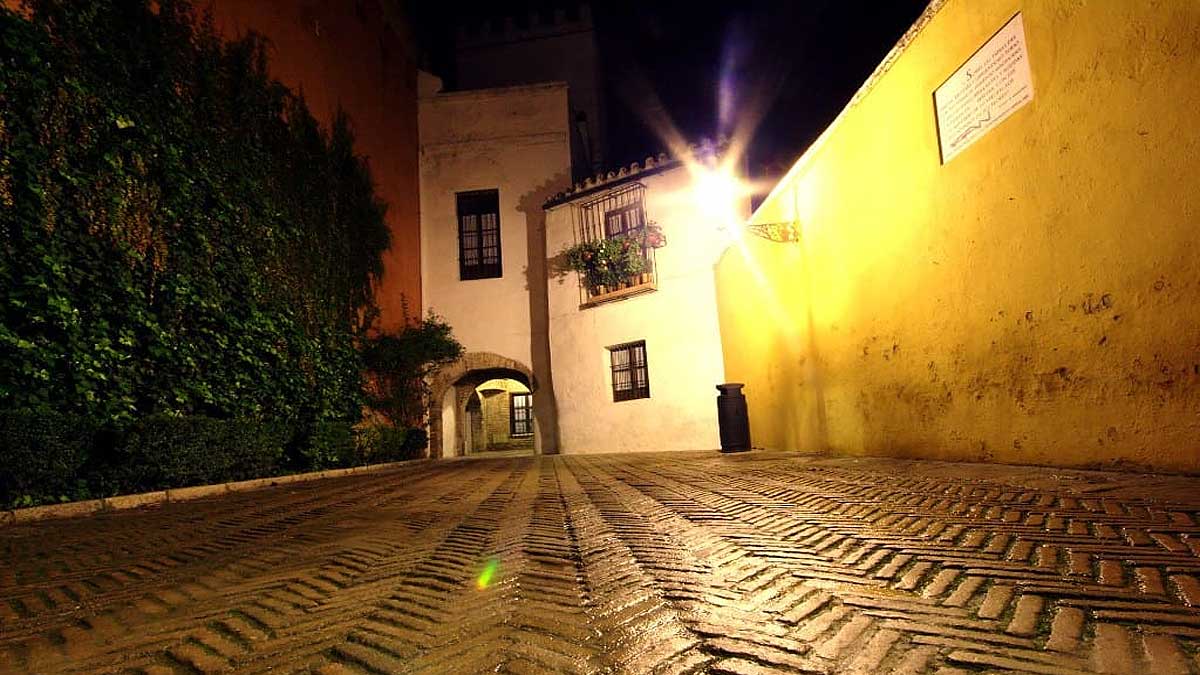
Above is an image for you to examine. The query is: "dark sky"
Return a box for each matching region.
[414,1,929,178]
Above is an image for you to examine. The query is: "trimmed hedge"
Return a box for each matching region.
[296,420,358,471]
[0,409,426,508]
[359,426,428,464]
[0,410,96,507]
[104,415,286,493]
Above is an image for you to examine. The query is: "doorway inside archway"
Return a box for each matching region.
[465,378,534,455]
[438,365,538,458]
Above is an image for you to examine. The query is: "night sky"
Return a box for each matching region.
[415,1,930,179]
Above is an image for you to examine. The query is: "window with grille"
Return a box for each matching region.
[604,202,646,240]
[574,185,655,303]
[608,341,650,402]
[457,189,501,280]
[578,183,646,243]
[510,393,533,436]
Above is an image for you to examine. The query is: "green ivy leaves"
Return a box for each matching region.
[0,0,390,430]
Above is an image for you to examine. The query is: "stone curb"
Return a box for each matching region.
[2,459,429,527]
[104,490,168,511]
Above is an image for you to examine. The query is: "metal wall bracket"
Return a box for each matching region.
[745,221,799,243]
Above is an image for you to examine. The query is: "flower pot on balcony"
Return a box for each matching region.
[561,236,651,299]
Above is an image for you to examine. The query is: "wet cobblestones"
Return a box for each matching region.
[2,452,1199,673]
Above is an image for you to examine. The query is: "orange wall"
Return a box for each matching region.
[205,0,421,330]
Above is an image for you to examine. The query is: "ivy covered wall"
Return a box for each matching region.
[203,0,422,332]
[0,0,394,430]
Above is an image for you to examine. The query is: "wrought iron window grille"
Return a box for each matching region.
[572,183,657,304]
[608,340,650,402]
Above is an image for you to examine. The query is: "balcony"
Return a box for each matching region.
[580,272,656,308]
[562,182,667,309]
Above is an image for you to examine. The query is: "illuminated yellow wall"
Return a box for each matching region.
[716,0,1200,472]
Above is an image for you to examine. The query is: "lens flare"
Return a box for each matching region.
[693,168,740,223]
[476,557,499,590]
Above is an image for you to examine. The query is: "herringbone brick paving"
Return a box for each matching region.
[2,452,1199,674]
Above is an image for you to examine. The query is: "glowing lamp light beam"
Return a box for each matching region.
[694,169,740,223]
[476,557,500,590]
[690,164,752,247]
[690,164,802,244]
[618,37,798,246]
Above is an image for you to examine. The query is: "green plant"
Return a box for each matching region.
[0,1,446,505]
[403,427,429,455]
[362,313,464,428]
[357,425,427,463]
[560,236,647,292]
[227,419,289,480]
[642,222,667,249]
[0,408,418,510]
[298,420,357,470]
[0,409,96,507]
[0,1,386,433]
[107,415,284,491]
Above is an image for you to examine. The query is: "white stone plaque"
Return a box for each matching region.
[934,13,1033,163]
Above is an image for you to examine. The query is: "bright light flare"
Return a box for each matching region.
[689,162,749,243]
[694,169,739,220]
[609,25,786,247]
[476,557,499,590]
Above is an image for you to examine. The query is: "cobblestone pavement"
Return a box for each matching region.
[2,452,1200,674]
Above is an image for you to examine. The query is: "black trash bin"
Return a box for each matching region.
[716,383,751,453]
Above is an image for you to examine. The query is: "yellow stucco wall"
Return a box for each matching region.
[715,0,1200,472]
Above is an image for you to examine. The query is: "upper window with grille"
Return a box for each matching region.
[457,189,501,280]
[608,340,650,402]
[604,202,646,240]
[575,184,656,305]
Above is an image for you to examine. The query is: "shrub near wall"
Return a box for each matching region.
[0,0,398,505]
[104,415,287,493]
[0,409,431,507]
[0,410,96,507]
[297,422,428,471]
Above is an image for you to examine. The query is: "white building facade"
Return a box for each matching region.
[418,73,734,456]
[418,76,572,458]
[542,160,731,454]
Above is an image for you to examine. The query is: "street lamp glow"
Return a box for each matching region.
[694,168,740,223]
[692,167,746,247]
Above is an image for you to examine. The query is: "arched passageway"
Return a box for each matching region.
[428,352,542,458]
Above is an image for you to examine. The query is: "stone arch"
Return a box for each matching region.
[427,352,537,458]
